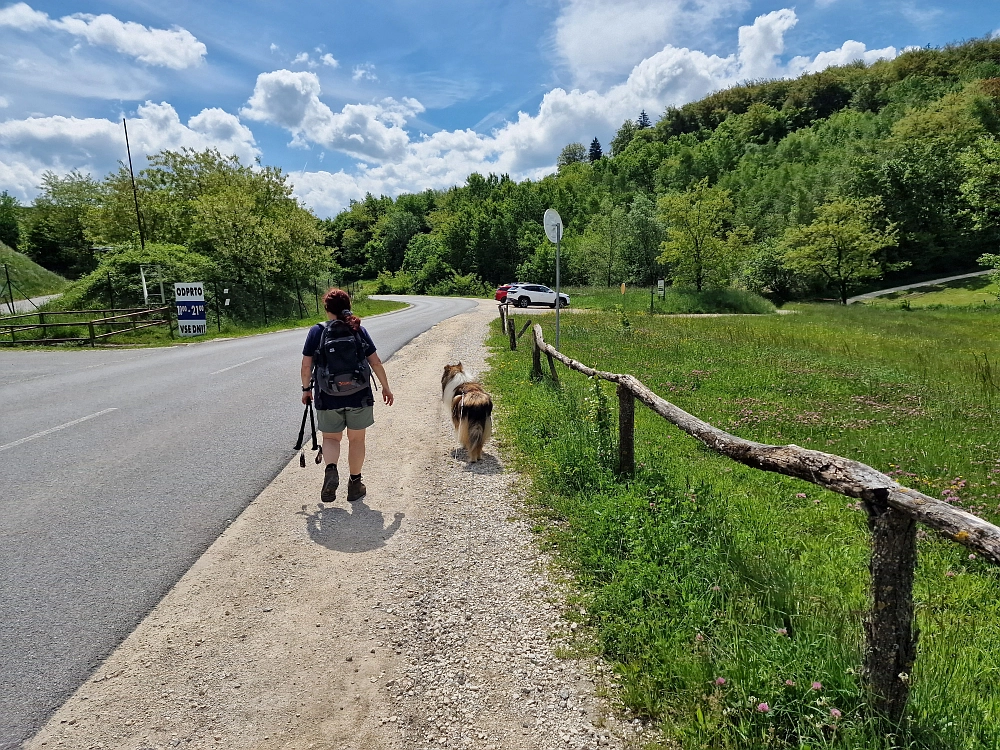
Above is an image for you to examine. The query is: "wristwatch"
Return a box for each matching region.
[301,386,311,392]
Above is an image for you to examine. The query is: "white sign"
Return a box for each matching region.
[174,282,207,337]
[657,279,665,292]
[543,208,563,243]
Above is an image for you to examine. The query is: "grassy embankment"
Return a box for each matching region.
[565,286,777,315]
[1,295,406,348]
[865,274,1000,309]
[486,303,1000,749]
[0,243,68,301]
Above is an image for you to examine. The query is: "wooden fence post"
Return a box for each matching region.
[532,332,542,380]
[546,352,559,384]
[508,312,517,351]
[863,491,918,723]
[87,321,96,347]
[617,383,635,477]
[498,304,507,332]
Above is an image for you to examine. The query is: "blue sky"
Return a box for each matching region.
[0,0,997,216]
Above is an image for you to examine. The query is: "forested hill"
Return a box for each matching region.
[326,37,1000,302]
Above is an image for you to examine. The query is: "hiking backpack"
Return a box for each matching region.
[312,320,373,396]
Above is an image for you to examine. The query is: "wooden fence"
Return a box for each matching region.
[0,306,173,346]
[506,309,1000,723]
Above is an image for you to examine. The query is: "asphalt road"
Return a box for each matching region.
[0,295,477,748]
[845,269,992,304]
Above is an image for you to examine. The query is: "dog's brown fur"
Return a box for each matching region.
[441,363,493,462]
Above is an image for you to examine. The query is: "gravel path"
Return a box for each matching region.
[25,300,634,750]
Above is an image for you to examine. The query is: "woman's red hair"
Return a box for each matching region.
[323,288,362,332]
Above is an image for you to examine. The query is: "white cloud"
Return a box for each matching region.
[0,2,206,68]
[352,63,377,82]
[0,101,258,199]
[282,10,898,216]
[0,96,9,108]
[554,0,747,86]
[321,53,339,68]
[241,69,423,162]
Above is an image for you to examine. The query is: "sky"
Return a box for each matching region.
[0,0,997,218]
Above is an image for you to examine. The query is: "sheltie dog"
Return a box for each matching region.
[441,363,493,462]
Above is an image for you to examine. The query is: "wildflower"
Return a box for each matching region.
[695,633,704,642]
[969,554,976,560]
[830,708,842,719]
[945,570,956,578]
[796,493,807,498]
[776,628,788,636]
[711,585,721,591]
[811,682,823,691]
[756,702,770,713]
[715,677,726,686]
[785,680,796,686]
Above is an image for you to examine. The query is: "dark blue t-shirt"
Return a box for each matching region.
[303,323,377,409]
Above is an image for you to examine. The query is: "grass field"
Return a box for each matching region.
[0,243,68,301]
[0,296,407,348]
[486,303,1000,749]
[562,286,778,315]
[865,274,999,309]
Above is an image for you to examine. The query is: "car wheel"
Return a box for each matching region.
[517,296,530,308]
[549,302,557,308]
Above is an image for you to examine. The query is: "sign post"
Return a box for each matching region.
[543,208,564,351]
[174,282,207,337]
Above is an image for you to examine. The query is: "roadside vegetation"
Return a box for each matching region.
[486,302,1000,749]
[566,286,777,315]
[0,242,68,302]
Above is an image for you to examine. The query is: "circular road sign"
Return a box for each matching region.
[543,208,563,243]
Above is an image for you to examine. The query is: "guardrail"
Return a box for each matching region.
[521,317,1000,723]
[0,306,173,346]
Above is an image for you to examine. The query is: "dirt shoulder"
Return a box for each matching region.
[26,300,633,750]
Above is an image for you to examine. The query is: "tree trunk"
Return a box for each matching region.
[864,492,918,724]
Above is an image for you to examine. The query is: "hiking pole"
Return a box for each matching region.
[308,399,323,464]
[294,402,310,467]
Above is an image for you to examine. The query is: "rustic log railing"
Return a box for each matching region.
[527,320,1000,723]
[0,306,173,346]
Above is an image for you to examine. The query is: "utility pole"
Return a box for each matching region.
[123,118,146,252]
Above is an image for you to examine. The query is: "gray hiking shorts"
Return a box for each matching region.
[316,405,375,434]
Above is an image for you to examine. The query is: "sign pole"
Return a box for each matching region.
[543,208,564,352]
[555,228,561,352]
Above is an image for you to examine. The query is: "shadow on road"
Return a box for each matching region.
[449,448,502,474]
[298,499,404,553]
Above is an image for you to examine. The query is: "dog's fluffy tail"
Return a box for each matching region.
[453,390,493,462]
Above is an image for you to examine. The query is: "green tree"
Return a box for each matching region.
[0,191,19,250]
[557,143,587,168]
[781,197,898,304]
[959,135,1000,230]
[621,193,664,284]
[582,197,627,286]
[610,119,637,156]
[657,179,747,291]
[589,138,603,162]
[979,253,1000,297]
[23,171,101,278]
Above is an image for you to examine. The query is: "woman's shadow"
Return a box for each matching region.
[298,498,404,553]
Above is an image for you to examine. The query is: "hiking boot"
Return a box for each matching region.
[346,475,366,502]
[321,464,339,503]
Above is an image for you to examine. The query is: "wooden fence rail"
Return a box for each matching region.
[528,320,1000,723]
[1,306,173,346]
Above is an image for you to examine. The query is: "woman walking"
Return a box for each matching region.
[301,288,394,503]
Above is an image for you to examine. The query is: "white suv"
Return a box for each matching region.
[506,284,570,308]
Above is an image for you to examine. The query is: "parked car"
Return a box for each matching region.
[506,283,570,308]
[494,283,513,301]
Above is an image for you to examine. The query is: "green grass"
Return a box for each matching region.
[0,242,69,301]
[866,274,1000,309]
[0,296,407,348]
[485,303,1000,749]
[566,285,777,315]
